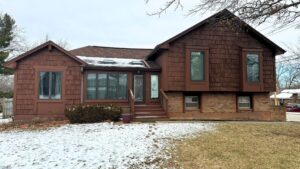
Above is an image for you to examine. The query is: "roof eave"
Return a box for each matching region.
[147,9,286,59]
[4,41,86,69]
[83,65,161,72]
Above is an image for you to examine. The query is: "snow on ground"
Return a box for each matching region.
[0,113,12,124]
[0,118,12,124]
[0,122,213,169]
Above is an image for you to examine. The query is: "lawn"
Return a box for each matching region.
[0,122,213,169]
[163,122,300,169]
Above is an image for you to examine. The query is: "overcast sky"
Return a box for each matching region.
[0,0,299,50]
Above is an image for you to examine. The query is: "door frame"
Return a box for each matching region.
[133,73,146,104]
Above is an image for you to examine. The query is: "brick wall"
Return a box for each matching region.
[167,92,285,121]
[201,93,236,113]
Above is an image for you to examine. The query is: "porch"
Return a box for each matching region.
[129,89,169,121]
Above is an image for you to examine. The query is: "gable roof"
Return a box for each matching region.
[70,46,152,59]
[147,9,286,60]
[4,41,86,68]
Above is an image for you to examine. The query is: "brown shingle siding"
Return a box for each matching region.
[14,47,82,120]
[161,21,276,92]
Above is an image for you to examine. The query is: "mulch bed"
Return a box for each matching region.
[0,120,69,132]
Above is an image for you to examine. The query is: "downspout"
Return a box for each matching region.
[80,66,84,104]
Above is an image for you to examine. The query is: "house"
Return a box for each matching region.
[270,89,300,104]
[4,9,286,121]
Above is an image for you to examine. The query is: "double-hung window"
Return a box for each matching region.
[39,72,62,100]
[86,72,128,100]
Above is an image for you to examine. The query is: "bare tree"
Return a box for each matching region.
[0,74,13,92]
[276,62,288,91]
[284,63,300,88]
[146,0,300,29]
[31,34,70,50]
[3,27,29,61]
[276,42,300,90]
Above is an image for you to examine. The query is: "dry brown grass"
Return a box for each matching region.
[163,122,300,169]
[0,119,68,132]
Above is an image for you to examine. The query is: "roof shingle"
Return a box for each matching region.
[70,46,152,59]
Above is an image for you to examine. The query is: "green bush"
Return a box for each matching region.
[0,91,13,98]
[64,104,122,123]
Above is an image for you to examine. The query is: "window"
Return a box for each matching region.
[39,72,62,100]
[87,74,97,99]
[97,73,107,99]
[246,53,260,82]
[86,73,128,100]
[238,96,251,109]
[185,96,199,109]
[190,51,205,81]
[150,75,159,99]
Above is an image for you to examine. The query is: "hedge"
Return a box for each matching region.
[64,104,122,123]
[0,91,13,98]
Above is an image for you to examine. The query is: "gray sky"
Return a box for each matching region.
[0,0,299,50]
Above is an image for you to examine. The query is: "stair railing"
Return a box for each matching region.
[129,89,135,114]
[160,89,169,115]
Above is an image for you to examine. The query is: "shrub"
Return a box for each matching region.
[64,104,122,123]
[0,91,13,98]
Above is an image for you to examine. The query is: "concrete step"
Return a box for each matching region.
[134,105,162,108]
[134,105,163,111]
[135,108,164,112]
[134,111,166,116]
[133,115,169,122]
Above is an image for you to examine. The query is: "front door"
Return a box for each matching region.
[133,74,144,103]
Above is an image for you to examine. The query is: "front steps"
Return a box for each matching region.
[133,104,169,122]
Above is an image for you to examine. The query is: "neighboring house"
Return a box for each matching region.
[4,9,286,121]
[270,89,300,104]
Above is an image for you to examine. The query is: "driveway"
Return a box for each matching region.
[0,122,213,169]
[286,112,300,122]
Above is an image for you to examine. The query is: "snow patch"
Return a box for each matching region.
[270,93,293,99]
[0,122,213,169]
[77,56,146,68]
[0,117,12,124]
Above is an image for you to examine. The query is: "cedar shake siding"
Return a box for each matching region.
[13,45,82,120]
[4,9,286,121]
[161,21,276,92]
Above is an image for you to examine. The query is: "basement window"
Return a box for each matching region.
[238,96,251,109]
[185,96,199,109]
